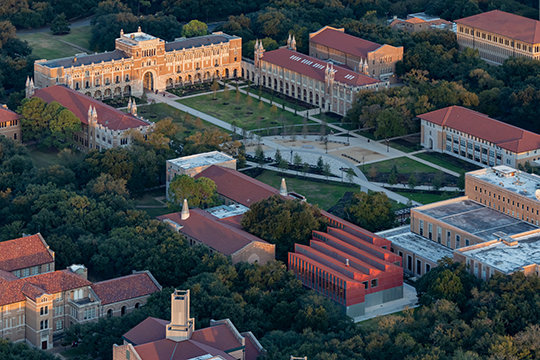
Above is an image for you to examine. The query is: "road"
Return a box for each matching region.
[16,16,94,35]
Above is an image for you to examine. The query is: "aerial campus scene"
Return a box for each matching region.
[2,0,540,359]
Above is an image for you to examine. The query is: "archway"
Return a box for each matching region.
[143,71,154,90]
[94,90,102,98]
[429,138,433,149]
[121,306,126,316]
[124,85,131,95]
[241,68,244,78]
[233,68,238,78]
[166,78,173,88]
[225,68,230,78]
[114,87,121,96]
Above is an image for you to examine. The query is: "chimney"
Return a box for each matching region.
[280,178,287,196]
[181,199,190,220]
[345,259,349,267]
[166,290,195,342]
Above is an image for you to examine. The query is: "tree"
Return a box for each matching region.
[316,156,324,174]
[388,165,398,187]
[167,174,218,209]
[323,162,331,179]
[408,174,417,190]
[223,86,230,101]
[432,171,444,191]
[194,117,203,129]
[278,159,288,174]
[270,104,278,116]
[47,108,82,149]
[255,144,264,167]
[302,162,310,177]
[231,120,238,136]
[293,153,302,174]
[346,191,395,232]
[246,94,253,107]
[302,115,308,139]
[274,149,282,164]
[368,166,378,180]
[182,20,208,37]
[235,88,241,103]
[346,168,355,185]
[241,195,327,260]
[50,13,70,35]
[258,101,264,110]
[457,172,465,191]
[211,80,219,100]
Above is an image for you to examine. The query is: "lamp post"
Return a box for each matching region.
[386,138,389,153]
[362,156,365,172]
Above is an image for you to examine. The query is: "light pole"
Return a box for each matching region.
[386,138,389,153]
[362,156,365,172]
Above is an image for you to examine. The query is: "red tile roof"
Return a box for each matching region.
[310,26,382,59]
[243,333,263,360]
[0,270,91,306]
[418,106,540,153]
[157,209,268,256]
[455,10,540,44]
[123,317,169,345]
[195,165,281,207]
[0,234,54,272]
[91,271,161,305]
[405,17,426,24]
[33,85,150,131]
[134,338,236,360]
[191,324,242,351]
[261,48,382,88]
[0,105,21,124]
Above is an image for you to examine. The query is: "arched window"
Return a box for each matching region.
[121,306,126,316]
[107,309,113,318]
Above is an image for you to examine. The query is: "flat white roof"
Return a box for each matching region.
[469,166,540,202]
[377,226,454,263]
[167,151,234,170]
[458,231,540,274]
[205,204,249,219]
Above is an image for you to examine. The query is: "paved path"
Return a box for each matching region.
[16,16,93,35]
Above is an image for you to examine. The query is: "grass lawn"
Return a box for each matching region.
[27,146,63,168]
[371,157,436,174]
[256,87,310,111]
[393,190,458,205]
[18,32,83,59]
[57,26,92,50]
[413,152,482,174]
[137,103,226,137]
[251,170,355,210]
[388,134,422,154]
[178,92,312,131]
[142,207,172,218]
[61,347,87,359]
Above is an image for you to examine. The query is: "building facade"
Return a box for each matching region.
[419,106,540,168]
[389,13,453,33]
[0,105,21,142]
[113,289,265,360]
[455,10,540,65]
[34,28,242,99]
[309,26,403,84]
[242,43,386,117]
[0,234,161,349]
[289,211,403,318]
[31,85,153,151]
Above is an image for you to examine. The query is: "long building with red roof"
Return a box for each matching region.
[455,10,540,64]
[0,104,21,142]
[419,106,540,168]
[0,234,161,350]
[113,289,264,360]
[29,84,153,151]
[308,26,403,84]
[242,37,387,116]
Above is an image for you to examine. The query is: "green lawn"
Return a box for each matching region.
[178,92,312,131]
[57,26,92,50]
[413,152,482,174]
[27,146,63,168]
[18,32,83,59]
[393,191,458,205]
[388,141,415,153]
[252,170,355,210]
[256,87,310,111]
[137,103,226,137]
[371,157,437,174]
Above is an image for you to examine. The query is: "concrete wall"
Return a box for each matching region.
[345,286,403,318]
[231,241,275,265]
[390,242,439,277]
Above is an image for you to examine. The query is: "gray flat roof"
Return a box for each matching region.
[417,199,538,241]
[378,226,454,263]
[460,232,540,274]
[470,167,540,202]
[165,33,238,52]
[41,50,129,68]
[167,151,234,170]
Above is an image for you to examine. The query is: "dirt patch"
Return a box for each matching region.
[338,147,387,163]
[271,138,344,150]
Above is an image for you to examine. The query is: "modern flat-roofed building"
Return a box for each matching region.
[455,10,540,65]
[466,166,540,226]
[166,152,236,200]
[34,28,242,99]
[308,26,403,84]
[0,104,21,141]
[113,289,264,360]
[419,106,540,168]
[242,42,386,116]
[378,226,454,277]
[157,202,275,264]
[389,13,454,33]
[288,214,403,318]
[31,85,153,151]
[455,229,540,280]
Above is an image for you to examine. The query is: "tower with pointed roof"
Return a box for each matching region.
[25,77,35,98]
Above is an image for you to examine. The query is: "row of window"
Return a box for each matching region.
[458,27,533,52]
[419,219,470,249]
[0,120,17,128]
[13,264,47,278]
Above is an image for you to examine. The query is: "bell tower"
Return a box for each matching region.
[166,290,195,342]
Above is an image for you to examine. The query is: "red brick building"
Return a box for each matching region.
[289,211,403,318]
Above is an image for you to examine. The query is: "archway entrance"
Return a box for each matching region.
[143,72,154,90]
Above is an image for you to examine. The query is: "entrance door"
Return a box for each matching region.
[42,341,47,350]
[143,72,154,90]
[429,138,433,149]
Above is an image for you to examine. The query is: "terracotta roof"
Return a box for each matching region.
[123,317,169,345]
[405,17,426,24]
[191,324,242,351]
[195,165,281,206]
[418,106,540,153]
[33,85,150,131]
[0,234,54,272]
[310,26,382,58]
[91,271,161,305]
[0,106,21,124]
[243,333,263,360]
[157,209,268,256]
[0,270,91,306]
[261,48,382,87]
[134,338,236,360]
[455,10,540,44]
